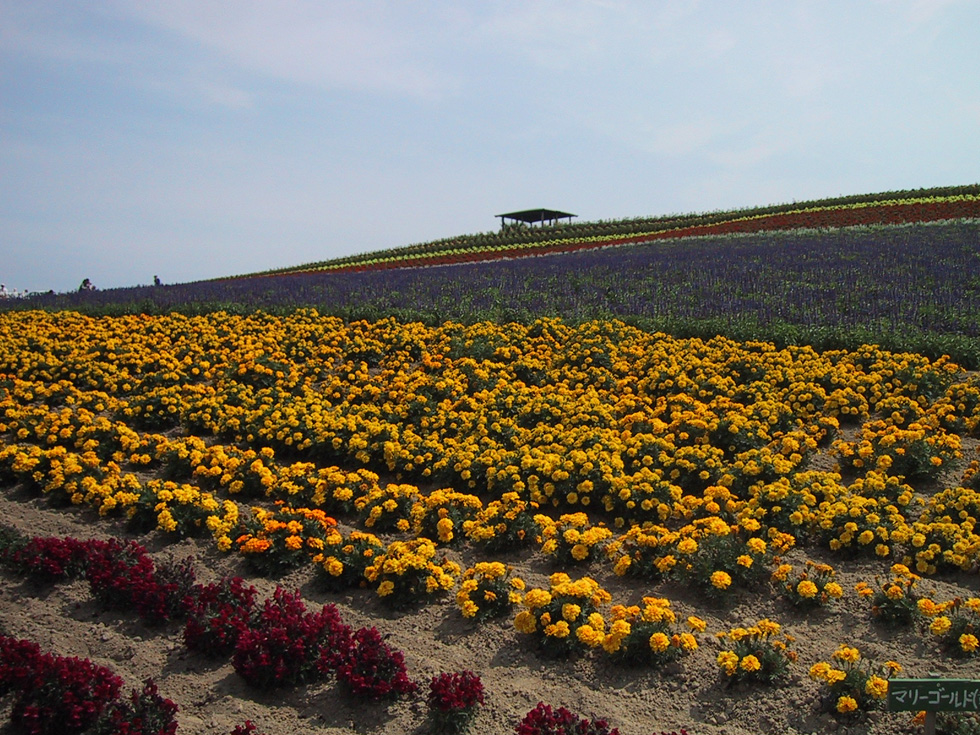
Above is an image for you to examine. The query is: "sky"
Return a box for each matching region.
[1,1,979,294]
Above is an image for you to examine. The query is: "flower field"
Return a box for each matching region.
[2,309,980,734]
[20,219,980,370]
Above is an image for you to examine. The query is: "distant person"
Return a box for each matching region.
[0,284,7,299]
[154,275,161,286]
[79,278,95,292]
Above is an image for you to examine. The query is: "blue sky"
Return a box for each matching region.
[2,1,978,293]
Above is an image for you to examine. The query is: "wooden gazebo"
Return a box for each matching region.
[496,208,577,229]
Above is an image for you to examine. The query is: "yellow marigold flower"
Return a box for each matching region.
[929,617,952,635]
[460,600,479,618]
[378,580,395,597]
[736,555,753,568]
[834,645,860,663]
[157,509,178,533]
[918,598,939,616]
[216,535,232,552]
[716,650,739,676]
[613,556,632,576]
[326,558,344,577]
[602,633,624,654]
[655,555,677,573]
[797,580,818,598]
[836,696,858,714]
[728,627,749,642]
[746,537,767,554]
[562,604,582,622]
[575,625,604,648]
[649,632,670,652]
[587,612,605,632]
[571,543,589,561]
[855,582,873,598]
[711,571,732,590]
[772,563,792,582]
[609,619,631,638]
[678,632,698,651]
[960,634,978,653]
[284,535,303,551]
[824,582,844,599]
[865,676,888,699]
[687,616,707,632]
[739,655,761,672]
[437,517,454,542]
[514,610,537,634]
[545,621,571,638]
[885,584,904,600]
[826,669,847,685]
[677,538,698,554]
[524,589,552,610]
[809,662,831,681]
[756,619,781,636]
[884,661,902,674]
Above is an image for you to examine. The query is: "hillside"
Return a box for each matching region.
[244,184,980,277]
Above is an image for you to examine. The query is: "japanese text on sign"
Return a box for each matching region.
[889,679,980,712]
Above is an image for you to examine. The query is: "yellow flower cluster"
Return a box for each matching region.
[355,483,421,532]
[130,479,221,537]
[835,416,962,482]
[513,573,612,658]
[917,595,980,656]
[364,538,461,608]
[312,528,384,591]
[856,563,924,625]
[715,618,796,684]
[534,512,613,564]
[455,561,525,621]
[462,492,538,552]
[809,644,899,716]
[410,488,483,545]
[772,560,844,608]
[599,598,702,667]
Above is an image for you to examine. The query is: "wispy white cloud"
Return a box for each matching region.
[108,0,461,100]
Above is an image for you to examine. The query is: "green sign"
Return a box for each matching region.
[889,679,980,712]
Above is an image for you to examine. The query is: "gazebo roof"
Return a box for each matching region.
[496,208,577,226]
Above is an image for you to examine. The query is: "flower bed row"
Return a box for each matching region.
[6,527,980,729]
[287,194,980,275]
[3,315,978,568]
[1,530,716,734]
